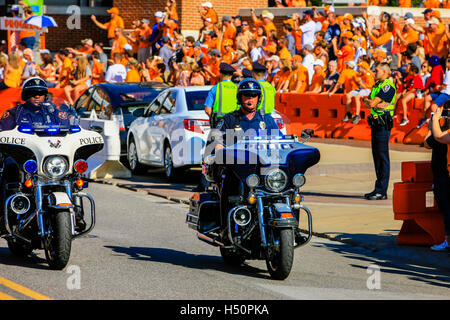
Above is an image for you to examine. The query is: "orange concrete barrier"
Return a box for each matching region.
[275,93,347,138]
[392,161,445,246]
[276,93,428,145]
[0,88,68,117]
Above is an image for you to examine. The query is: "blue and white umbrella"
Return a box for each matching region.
[25,15,58,28]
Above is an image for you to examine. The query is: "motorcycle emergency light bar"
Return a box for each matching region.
[70,126,81,133]
[18,125,33,133]
[46,127,60,134]
[23,160,38,173]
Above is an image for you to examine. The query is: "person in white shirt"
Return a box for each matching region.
[301,44,315,85]
[105,52,127,83]
[299,10,316,49]
[249,39,262,62]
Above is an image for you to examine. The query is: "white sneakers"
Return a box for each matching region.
[430,240,449,252]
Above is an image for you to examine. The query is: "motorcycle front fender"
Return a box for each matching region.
[47,192,73,210]
[268,203,298,228]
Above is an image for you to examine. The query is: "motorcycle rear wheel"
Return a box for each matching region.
[44,210,72,270]
[266,228,294,280]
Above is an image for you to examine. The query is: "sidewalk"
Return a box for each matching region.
[92,139,450,270]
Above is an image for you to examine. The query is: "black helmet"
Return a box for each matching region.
[21,77,48,101]
[237,78,262,107]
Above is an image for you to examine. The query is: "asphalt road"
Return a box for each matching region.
[0,182,448,301]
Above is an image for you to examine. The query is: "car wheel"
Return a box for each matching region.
[128,138,147,174]
[164,145,178,181]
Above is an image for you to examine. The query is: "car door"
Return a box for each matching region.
[150,89,177,164]
[134,90,170,163]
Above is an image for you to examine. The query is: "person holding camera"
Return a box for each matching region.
[429,103,450,251]
[364,62,396,200]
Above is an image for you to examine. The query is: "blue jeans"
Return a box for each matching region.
[371,126,391,195]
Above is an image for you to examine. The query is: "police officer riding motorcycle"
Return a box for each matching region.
[0,77,103,269]
[186,79,320,280]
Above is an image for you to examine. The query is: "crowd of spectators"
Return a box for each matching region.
[0,1,450,127]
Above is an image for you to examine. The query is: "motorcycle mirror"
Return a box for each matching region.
[88,125,103,134]
[301,129,314,139]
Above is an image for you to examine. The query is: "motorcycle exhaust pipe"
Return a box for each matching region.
[10,194,31,215]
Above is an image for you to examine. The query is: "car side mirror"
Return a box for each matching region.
[88,125,103,134]
[301,129,314,139]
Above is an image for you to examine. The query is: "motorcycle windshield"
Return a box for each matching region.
[217,135,320,174]
[17,104,81,135]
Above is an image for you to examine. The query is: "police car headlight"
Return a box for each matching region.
[44,156,68,179]
[265,169,287,192]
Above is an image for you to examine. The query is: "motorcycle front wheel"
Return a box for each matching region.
[266,228,294,280]
[44,210,72,270]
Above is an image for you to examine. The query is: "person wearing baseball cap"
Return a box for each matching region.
[407,16,447,67]
[250,8,276,37]
[199,1,218,24]
[307,60,326,93]
[91,7,124,47]
[251,62,276,114]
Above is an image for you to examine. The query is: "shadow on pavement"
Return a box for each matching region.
[0,247,49,270]
[105,245,271,280]
[311,240,450,290]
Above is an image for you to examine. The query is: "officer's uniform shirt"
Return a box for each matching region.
[373,80,396,104]
[216,108,280,146]
[0,102,72,131]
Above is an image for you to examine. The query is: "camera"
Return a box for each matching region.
[442,107,449,118]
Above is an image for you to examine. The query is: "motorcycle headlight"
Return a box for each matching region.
[293,173,306,188]
[44,156,68,179]
[265,169,288,192]
[246,174,260,189]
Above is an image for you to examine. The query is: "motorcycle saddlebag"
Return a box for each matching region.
[187,192,219,233]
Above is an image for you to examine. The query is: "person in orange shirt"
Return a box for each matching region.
[203,49,221,85]
[272,59,291,91]
[64,55,91,105]
[126,20,142,56]
[409,17,448,62]
[91,7,125,47]
[78,38,95,55]
[90,51,104,85]
[251,9,277,37]
[163,4,179,43]
[328,60,359,96]
[19,6,36,49]
[221,16,237,54]
[199,2,218,25]
[398,0,411,7]
[166,0,179,22]
[340,13,353,34]
[368,20,394,56]
[286,55,309,93]
[126,59,142,82]
[335,31,355,73]
[110,28,128,58]
[342,61,375,124]
[222,39,236,65]
[424,0,441,8]
[56,49,74,89]
[307,59,326,93]
[0,52,22,90]
[278,38,292,63]
[137,19,152,63]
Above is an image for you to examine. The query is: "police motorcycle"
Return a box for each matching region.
[186,127,320,280]
[0,101,104,270]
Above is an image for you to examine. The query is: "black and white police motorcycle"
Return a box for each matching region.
[186,129,320,280]
[0,112,103,270]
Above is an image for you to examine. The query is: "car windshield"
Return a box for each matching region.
[185,91,209,111]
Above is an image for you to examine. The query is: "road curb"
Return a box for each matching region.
[89,178,450,271]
